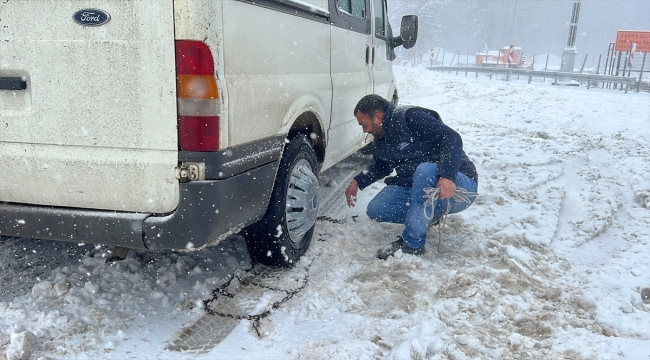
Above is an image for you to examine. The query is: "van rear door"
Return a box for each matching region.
[0,2,179,213]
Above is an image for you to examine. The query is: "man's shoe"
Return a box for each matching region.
[377,236,425,260]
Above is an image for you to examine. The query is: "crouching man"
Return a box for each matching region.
[345,95,478,259]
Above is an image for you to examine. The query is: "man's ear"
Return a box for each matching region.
[373,111,384,125]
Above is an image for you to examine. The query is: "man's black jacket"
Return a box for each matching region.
[354,103,478,190]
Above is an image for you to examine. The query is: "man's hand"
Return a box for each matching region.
[436,177,456,199]
[345,179,359,207]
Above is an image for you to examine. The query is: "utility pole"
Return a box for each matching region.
[509,0,518,45]
[557,0,581,84]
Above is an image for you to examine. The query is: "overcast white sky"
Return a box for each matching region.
[389,0,650,67]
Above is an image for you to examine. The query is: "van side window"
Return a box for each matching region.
[338,0,366,19]
[330,0,370,34]
[239,0,329,22]
[372,0,385,38]
[299,0,326,8]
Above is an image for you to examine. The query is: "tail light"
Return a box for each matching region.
[175,40,220,151]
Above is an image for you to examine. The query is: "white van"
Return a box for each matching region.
[0,0,417,267]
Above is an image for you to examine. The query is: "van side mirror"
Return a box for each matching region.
[391,15,418,50]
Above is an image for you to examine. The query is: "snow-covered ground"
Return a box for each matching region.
[1,66,649,360]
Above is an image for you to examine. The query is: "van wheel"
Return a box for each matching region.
[243,135,319,267]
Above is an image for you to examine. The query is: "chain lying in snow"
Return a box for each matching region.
[203,252,320,338]
[202,272,305,337]
[196,214,344,336]
[166,253,321,353]
[316,215,346,224]
[422,187,479,254]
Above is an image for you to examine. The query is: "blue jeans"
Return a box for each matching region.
[366,163,478,249]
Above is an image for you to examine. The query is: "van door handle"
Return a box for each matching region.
[365,46,370,65]
[0,77,27,90]
[372,47,375,64]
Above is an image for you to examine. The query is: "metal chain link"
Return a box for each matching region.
[203,251,321,337]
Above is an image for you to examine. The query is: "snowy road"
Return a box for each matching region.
[1,66,649,359]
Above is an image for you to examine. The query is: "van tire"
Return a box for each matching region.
[243,135,319,267]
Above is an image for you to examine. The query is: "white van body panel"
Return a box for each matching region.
[221,1,332,151]
[0,0,409,250]
[325,25,372,170]
[0,1,179,213]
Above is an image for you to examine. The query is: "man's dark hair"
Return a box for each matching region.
[353,94,390,117]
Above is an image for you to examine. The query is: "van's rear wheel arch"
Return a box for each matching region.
[287,111,325,167]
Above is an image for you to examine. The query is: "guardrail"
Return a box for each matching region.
[428,66,639,93]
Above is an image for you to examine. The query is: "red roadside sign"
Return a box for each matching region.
[615,30,650,52]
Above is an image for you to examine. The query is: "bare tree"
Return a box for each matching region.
[388,0,450,50]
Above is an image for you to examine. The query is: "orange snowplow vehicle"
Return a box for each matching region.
[475,45,534,69]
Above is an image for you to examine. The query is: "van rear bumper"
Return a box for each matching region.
[143,161,278,249]
[0,161,278,249]
[0,203,149,248]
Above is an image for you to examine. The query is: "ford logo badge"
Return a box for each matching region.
[73,9,111,27]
